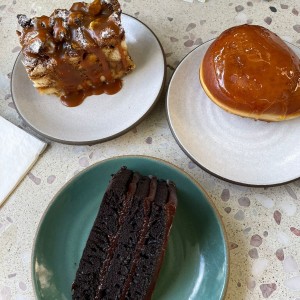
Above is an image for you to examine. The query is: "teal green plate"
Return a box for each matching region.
[32,156,229,299]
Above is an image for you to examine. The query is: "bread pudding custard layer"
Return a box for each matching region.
[17,0,135,107]
[200,25,300,121]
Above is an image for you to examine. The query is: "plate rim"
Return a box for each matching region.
[31,154,229,299]
[11,13,166,145]
[166,39,300,187]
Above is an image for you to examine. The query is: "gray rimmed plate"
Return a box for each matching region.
[11,14,166,144]
[166,40,300,186]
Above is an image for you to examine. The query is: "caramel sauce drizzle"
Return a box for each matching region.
[17,0,127,107]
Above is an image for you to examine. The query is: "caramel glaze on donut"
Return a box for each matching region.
[200,24,300,121]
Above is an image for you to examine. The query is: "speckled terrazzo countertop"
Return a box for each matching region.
[1,0,300,299]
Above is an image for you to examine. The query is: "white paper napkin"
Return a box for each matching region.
[0,116,47,206]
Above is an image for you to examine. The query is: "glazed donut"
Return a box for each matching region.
[200,24,300,121]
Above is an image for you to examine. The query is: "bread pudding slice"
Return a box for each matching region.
[16,0,135,106]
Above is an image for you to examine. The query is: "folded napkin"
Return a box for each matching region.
[0,116,47,206]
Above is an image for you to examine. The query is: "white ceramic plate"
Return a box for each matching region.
[166,40,300,186]
[11,14,165,144]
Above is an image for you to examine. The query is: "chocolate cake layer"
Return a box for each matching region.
[96,176,153,299]
[72,167,177,300]
[124,180,177,300]
[72,167,135,299]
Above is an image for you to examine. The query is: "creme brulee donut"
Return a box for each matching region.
[200,24,300,121]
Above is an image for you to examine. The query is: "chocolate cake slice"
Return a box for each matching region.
[72,166,177,300]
